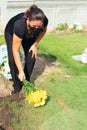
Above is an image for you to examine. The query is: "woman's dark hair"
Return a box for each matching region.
[23,5,45,21]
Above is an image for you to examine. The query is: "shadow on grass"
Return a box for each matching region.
[39,53,57,62]
[45,95,51,105]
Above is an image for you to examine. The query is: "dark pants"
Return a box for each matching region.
[4,32,36,91]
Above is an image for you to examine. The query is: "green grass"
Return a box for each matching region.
[38,33,87,75]
[19,76,87,130]
[1,76,86,130]
[0,35,5,45]
[0,33,87,130]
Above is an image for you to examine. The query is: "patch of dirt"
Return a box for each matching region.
[0,94,24,130]
[0,77,13,98]
[0,55,62,130]
[0,102,14,130]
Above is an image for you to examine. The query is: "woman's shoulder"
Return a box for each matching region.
[14,18,26,38]
[14,17,26,30]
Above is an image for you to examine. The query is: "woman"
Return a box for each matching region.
[4,5,48,95]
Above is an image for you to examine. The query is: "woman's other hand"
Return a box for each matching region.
[29,44,37,58]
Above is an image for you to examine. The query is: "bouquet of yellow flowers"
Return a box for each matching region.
[23,79,47,107]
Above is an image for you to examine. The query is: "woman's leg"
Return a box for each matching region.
[24,51,36,81]
[22,39,36,81]
[4,32,22,93]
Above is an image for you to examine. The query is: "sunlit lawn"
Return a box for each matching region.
[38,33,87,75]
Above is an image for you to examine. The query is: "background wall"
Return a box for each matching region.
[0,0,87,33]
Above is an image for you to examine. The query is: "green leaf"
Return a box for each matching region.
[23,79,37,95]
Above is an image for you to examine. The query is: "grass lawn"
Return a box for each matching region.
[39,76,87,130]
[0,33,87,130]
[38,33,87,75]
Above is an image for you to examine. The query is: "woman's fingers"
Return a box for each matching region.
[18,71,25,81]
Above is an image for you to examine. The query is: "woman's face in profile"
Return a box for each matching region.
[27,19,44,34]
[28,20,43,29]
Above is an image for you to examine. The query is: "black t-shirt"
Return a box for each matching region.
[5,13,48,40]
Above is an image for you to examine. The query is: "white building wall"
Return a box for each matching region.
[0,0,87,33]
[0,0,7,33]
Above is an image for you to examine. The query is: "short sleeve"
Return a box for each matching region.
[13,19,26,39]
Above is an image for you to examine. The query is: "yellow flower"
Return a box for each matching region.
[39,90,47,100]
[34,99,46,107]
[26,91,34,103]
[34,100,42,107]
[26,89,47,107]
[23,79,47,107]
[40,99,46,106]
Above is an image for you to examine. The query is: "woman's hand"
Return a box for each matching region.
[29,44,37,58]
[18,71,25,81]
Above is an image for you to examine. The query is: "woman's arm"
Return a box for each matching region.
[34,27,47,46]
[29,27,47,57]
[12,34,25,81]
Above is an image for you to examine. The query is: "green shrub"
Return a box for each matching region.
[56,23,68,31]
[73,24,83,32]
